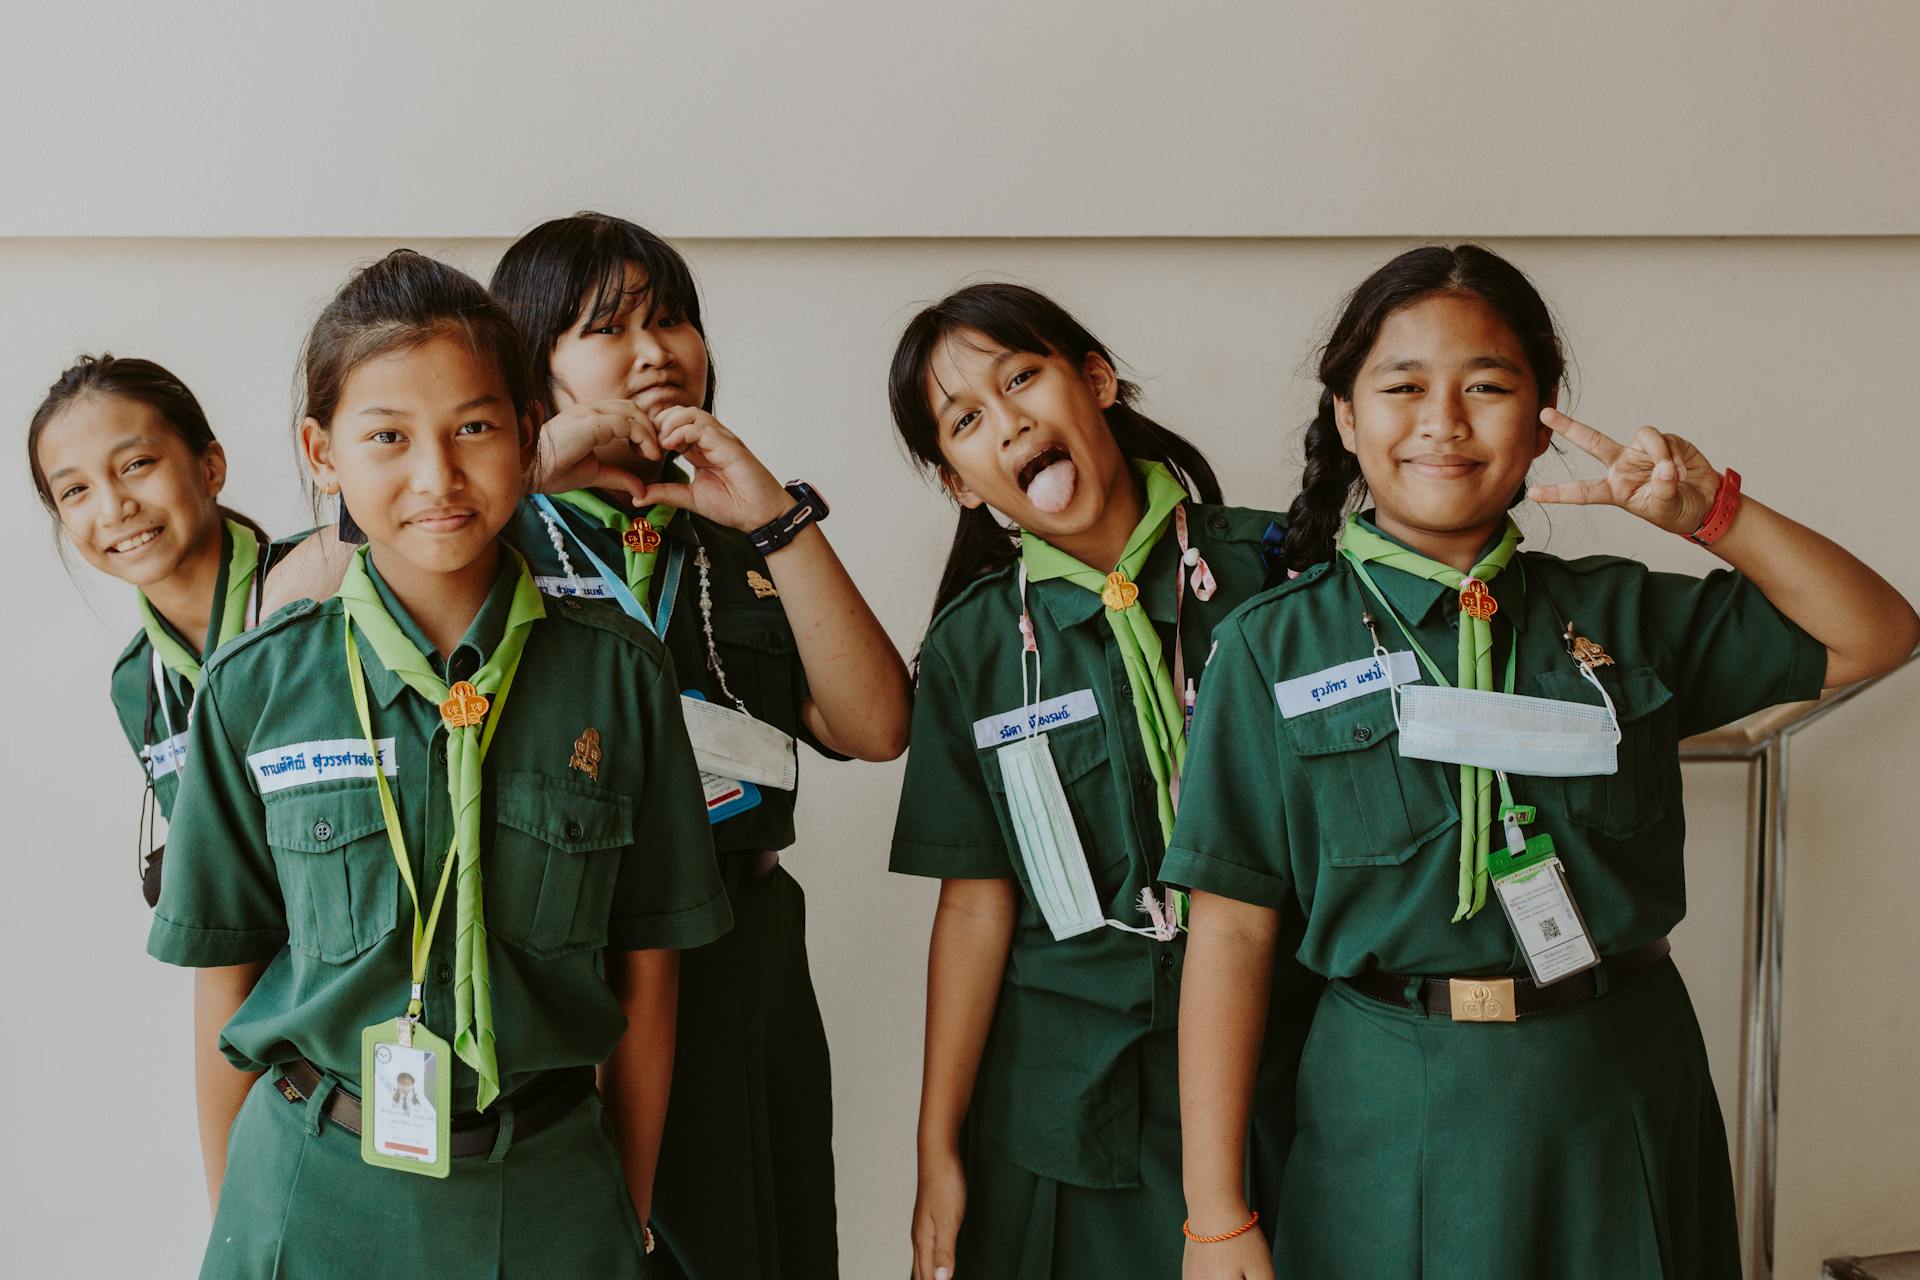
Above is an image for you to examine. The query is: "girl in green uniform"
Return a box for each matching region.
[888,282,1321,1280]
[28,356,273,907]
[148,249,732,1278]
[489,211,911,1280]
[260,215,911,1279]
[1166,244,1920,1280]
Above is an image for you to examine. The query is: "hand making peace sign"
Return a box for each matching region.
[1527,408,1722,537]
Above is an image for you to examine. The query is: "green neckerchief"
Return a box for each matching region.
[1337,515,1524,921]
[552,483,681,616]
[1020,460,1189,843]
[337,545,546,1110]
[136,518,259,690]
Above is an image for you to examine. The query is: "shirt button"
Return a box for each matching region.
[1207,514,1229,533]
[1353,725,1373,743]
[562,597,583,612]
[1161,952,1177,971]
[436,963,453,984]
[564,819,584,841]
[1120,681,1132,698]
[436,743,448,765]
[311,820,333,842]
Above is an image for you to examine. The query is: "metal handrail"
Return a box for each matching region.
[1678,648,1920,1280]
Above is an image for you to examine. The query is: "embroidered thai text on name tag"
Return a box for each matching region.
[972,689,1100,748]
[535,575,613,599]
[1274,652,1420,718]
[249,738,399,794]
[143,731,192,780]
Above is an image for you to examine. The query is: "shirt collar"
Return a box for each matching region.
[360,549,523,708]
[1030,515,1185,631]
[1350,512,1529,631]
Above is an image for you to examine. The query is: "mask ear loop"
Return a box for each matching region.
[1016,564,1043,732]
[1575,659,1625,746]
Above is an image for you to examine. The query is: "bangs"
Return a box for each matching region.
[571,224,703,336]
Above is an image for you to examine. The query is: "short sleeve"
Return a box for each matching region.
[1641,568,1828,737]
[1160,621,1296,910]
[605,664,733,950]
[888,641,1014,879]
[146,683,289,966]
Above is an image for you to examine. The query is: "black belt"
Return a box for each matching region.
[1339,937,1672,1022]
[273,1060,594,1158]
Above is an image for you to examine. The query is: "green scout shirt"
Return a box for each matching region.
[108,525,291,819]
[147,549,733,1109]
[1161,516,1828,980]
[509,496,831,855]
[891,503,1320,1189]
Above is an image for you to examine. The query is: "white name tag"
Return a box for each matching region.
[1274,652,1420,718]
[972,688,1100,749]
[143,731,191,780]
[535,575,613,599]
[249,738,399,794]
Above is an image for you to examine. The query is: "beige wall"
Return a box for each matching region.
[1,234,1915,1277]
[4,1,1919,238]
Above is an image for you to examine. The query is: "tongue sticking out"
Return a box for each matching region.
[1026,459,1078,515]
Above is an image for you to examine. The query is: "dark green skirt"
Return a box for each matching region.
[1277,957,1739,1280]
[952,1025,1295,1280]
[649,864,838,1280]
[203,1072,651,1278]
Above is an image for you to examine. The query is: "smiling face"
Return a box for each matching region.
[302,332,532,587]
[1336,291,1554,556]
[547,265,709,465]
[925,329,1139,560]
[37,393,227,590]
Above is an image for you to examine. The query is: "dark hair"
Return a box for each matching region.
[27,353,265,542]
[301,249,538,434]
[489,211,715,413]
[889,282,1222,625]
[1280,243,1567,574]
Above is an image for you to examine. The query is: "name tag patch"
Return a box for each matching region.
[143,731,191,780]
[1274,652,1420,718]
[972,688,1100,748]
[249,738,399,794]
[535,575,613,599]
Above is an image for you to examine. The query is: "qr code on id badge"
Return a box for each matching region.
[1542,917,1562,940]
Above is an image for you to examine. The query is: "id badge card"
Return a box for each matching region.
[684,690,766,824]
[359,1019,452,1178]
[1492,856,1600,986]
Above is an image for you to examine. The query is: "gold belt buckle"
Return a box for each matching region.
[1448,977,1517,1022]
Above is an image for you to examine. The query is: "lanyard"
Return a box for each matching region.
[531,494,683,637]
[343,622,518,1021]
[1344,553,1521,697]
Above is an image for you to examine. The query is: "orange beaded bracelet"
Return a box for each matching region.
[1182,1211,1259,1244]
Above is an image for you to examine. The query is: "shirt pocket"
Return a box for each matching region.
[706,601,800,724]
[1526,665,1675,841]
[489,771,636,958]
[1281,694,1458,868]
[978,718,1127,875]
[264,785,397,963]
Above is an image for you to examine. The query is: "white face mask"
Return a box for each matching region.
[994,566,1181,944]
[997,733,1109,941]
[1388,660,1622,778]
[681,695,798,791]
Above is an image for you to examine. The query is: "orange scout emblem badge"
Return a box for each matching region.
[570,728,602,782]
[1459,578,1497,620]
[622,519,662,554]
[439,681,490,729]
[1101,571,1140,611]
[1569,632,1614,668]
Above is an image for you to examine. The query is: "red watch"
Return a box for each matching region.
[1687,468,1742,546]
